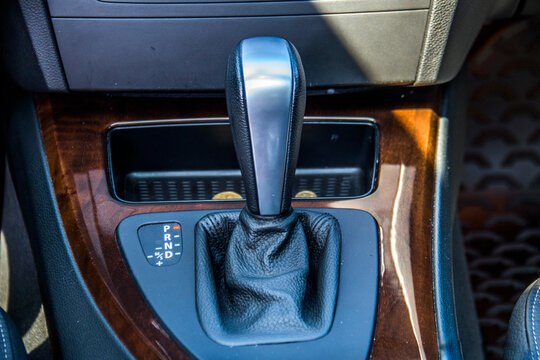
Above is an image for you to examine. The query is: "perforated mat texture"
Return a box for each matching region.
[459,19,540,360]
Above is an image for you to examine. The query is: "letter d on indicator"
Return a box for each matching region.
[165,251,173,259]
[164,225,170,232]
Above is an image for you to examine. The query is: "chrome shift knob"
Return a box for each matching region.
[226,37,306,216]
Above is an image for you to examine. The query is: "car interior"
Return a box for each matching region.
[0,0,539,359]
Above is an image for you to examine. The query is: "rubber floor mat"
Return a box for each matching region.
[459,19,540,360]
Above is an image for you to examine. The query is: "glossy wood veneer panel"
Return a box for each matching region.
[37,89,441,359]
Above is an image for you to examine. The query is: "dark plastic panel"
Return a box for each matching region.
[52,11,428,91]
[47,0,429,17]
[7,90,132,358]
[2,0,67,91]
[107,120,379,202]
[433,72,483,359]
[116,208,379,359]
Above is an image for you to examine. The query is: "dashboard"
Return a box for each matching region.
[3,0,523,91]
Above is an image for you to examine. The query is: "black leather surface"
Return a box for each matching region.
[225,38,305,215]
[505,278,540,360]
[195,208,341,346]
[226,45,259,213]
[0,308,27,360]
[280,43,306,215]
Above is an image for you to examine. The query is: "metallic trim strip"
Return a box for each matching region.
[240,37,294,215]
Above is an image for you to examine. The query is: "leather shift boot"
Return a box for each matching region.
[195,208,341,346]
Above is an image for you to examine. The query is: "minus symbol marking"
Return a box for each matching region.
[147,255,153,258]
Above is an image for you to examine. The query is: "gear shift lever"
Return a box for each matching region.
[196,37,340,346]
[226,37,305,216]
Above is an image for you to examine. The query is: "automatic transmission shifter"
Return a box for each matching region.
[226,37,304,216]
[195,37,341,346]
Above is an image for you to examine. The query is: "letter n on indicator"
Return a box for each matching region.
[165,242,173,250]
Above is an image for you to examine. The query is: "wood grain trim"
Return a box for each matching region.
[37,88,442,359]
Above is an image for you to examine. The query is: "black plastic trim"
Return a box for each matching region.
[116,208,379,358]
[2,0,68,91]
[6,88,132,359]
[106,117,379,205]
[432,73,483,359]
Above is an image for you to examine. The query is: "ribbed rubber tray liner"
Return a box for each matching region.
[124,168,364,202]
[459,19,540,360]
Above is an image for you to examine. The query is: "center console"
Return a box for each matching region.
[23,79,446,358]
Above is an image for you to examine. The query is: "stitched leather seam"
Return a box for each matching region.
[0,317,8,360]
[532,286,540,360]
[238,46,259,215]
[282,41,295,214]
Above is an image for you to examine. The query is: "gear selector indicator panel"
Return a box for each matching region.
[138,222,182,267]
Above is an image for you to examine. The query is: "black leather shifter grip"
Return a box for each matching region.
[226,37,306,216]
